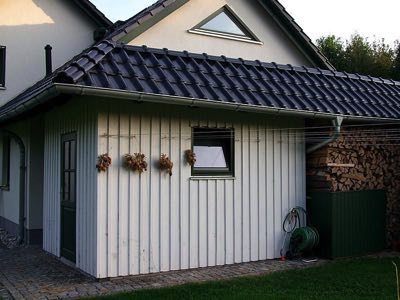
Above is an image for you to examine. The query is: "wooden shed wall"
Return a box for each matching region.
[43,99,98,276]
[96,101,306,278]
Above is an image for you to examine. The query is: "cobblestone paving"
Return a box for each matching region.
[0,246,326,299]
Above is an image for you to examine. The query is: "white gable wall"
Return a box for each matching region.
[128,0,313,66]
[0,0,98,105]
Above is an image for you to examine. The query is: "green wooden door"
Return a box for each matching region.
[60,132,77,262]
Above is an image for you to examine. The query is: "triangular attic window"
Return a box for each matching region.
[190,6,260,43]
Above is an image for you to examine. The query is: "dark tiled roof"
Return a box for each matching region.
[5,40,400,121]
[72,0,112,27]
[49,42,400,119]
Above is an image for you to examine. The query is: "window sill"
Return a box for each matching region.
[190,176,236,180]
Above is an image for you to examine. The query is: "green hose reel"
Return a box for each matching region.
[281,207,320,259]
[290,226,320,253]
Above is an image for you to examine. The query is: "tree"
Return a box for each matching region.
[371,39,394,79]
[392,42,400,80]
[316,35,346,70]
[343,34,374,75]
[317,33,400,81]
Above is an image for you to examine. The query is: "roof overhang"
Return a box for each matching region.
[112,0,189,42]
[257,0,335,70]
[1,83,396,124]
[71,0,113,28]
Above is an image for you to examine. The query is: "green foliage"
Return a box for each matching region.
[90,257,400,300]
[392,43,400,80]
[316,35,346,70]
[317,33,400,80]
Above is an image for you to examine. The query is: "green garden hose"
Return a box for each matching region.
[290,226,320,252]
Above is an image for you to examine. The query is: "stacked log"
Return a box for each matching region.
[307,127,400,245]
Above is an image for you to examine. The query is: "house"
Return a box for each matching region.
[0,0,399,278]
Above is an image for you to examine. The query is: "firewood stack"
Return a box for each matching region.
[307,127,400,245]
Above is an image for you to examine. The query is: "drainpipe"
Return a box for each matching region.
[306,116,343,154]
[1,130,26,244]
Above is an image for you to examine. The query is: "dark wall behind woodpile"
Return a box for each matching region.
[307,127,400,245]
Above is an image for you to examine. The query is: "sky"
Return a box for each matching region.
[91,0,400,45]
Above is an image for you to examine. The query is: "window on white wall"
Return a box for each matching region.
[189,6,261,43]
[192,127,234,176]
[0,46,5,88]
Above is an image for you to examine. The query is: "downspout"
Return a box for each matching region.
[1,130,26,244]
[306,116,343,154]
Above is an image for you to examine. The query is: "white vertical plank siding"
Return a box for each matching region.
[249,124,259,261]
[160,117,170,272]
[97,111,108,277]
[118,113,130,276]
[43,99,97,277]
[150,117,161,273]
[130,115,141,275]
[258,124,267,260]
[180,120,191,270]
[233,123,243,263]
[96,105,306,278]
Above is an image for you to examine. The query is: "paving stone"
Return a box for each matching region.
[0,246,331,299]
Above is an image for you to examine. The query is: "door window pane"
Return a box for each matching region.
[69,172,75,203]
[70,140,76,169]
[64,141,70,170]
[63,171,69,201]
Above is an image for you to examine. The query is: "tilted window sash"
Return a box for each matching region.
[192,127,234,176]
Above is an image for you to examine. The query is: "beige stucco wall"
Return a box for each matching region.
[128,0,313,66]
[0,0,98,104]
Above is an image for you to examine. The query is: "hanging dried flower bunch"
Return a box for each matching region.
[124,153,148,173]
[159,153,173,176]
[96,153,112,172]
[184,149,196,166]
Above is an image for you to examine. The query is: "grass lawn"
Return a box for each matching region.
[90,256,400,300]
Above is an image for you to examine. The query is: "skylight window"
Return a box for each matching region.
[189,6,261,44]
